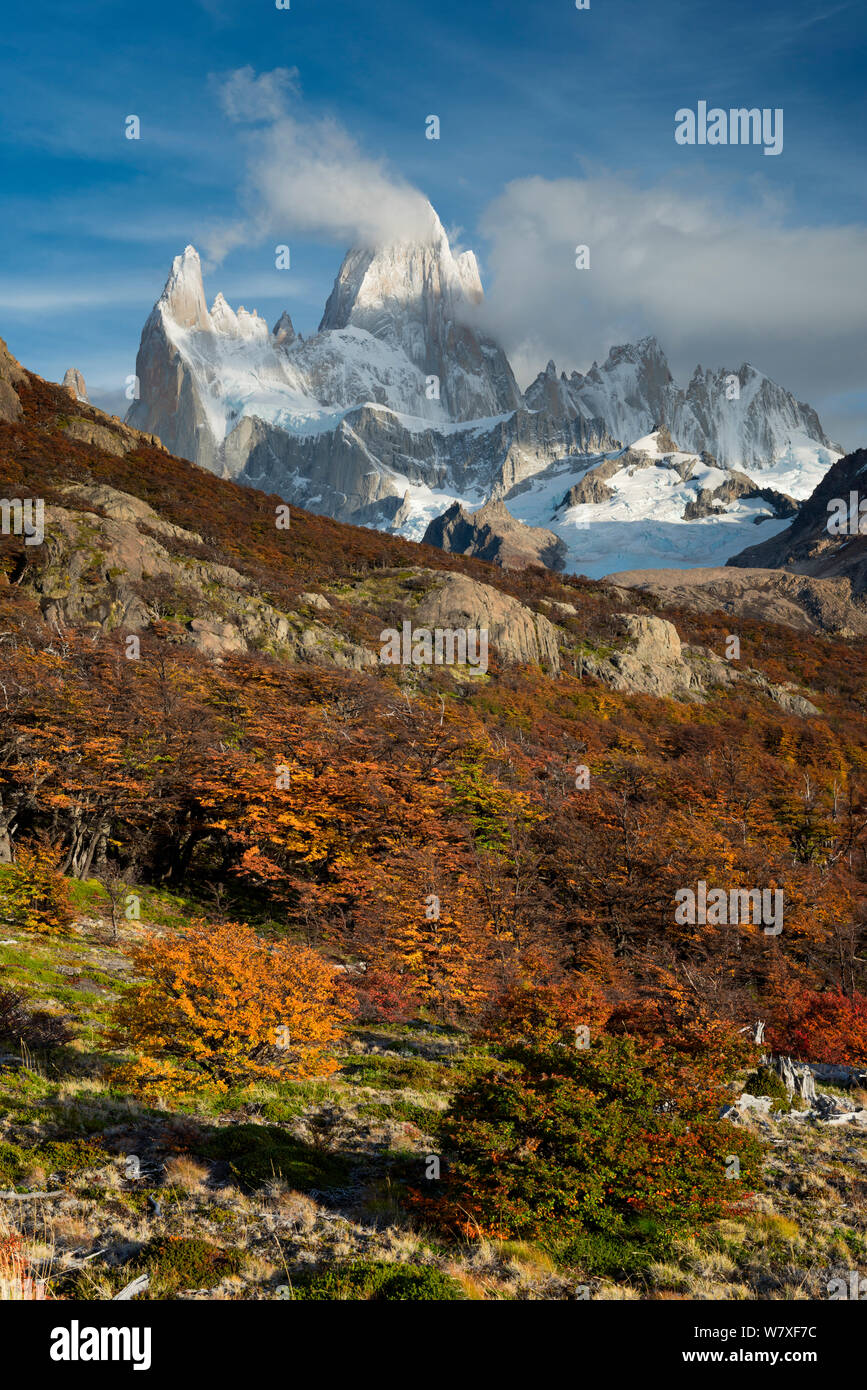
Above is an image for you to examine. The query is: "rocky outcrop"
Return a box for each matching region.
[272,311,296,347]
[580,614,706,700]
[422,499,566,571]
[19,484,374,671]
[62,368,89,403]
[683,470,798,522]
[401,571,560,672]
[606,565,867,637]
[0,337,26,424]
[559,470,615,508]
[578,612,820,713]
[57,413,168,458]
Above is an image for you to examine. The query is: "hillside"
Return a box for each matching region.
[1,340,866,1302]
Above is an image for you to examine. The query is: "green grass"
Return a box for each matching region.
[340,1055,459,1093]
[201,1123,349,1192]
[286,1258,466,1301]
[0,1135,106,1188]
[55,1236,244,1300]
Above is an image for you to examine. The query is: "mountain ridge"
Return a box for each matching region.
[125,214,840,560]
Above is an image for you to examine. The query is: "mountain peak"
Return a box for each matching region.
[62,367,88,403]
[316,203,520,418]
[272,310,295,346]
[318,206,482,336]
[158,244,210,331]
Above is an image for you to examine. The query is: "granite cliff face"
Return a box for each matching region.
[421,498,567,571]
[318,213,521,421]
[524,341,838,475]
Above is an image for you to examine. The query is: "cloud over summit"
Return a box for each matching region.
[203,67,435,262]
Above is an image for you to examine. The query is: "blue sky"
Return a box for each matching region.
[1,0,865,443]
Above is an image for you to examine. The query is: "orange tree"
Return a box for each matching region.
[0,840,75,934]
[110,919,354,1093]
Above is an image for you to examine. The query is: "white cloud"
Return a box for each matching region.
[203,68,435,263]
[477,173,867,447]
[214,66,300,123]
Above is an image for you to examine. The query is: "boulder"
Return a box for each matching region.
[188,618,247,659]
[413,572,560,672]
[298,591,332,612]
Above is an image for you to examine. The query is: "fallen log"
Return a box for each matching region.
[0,1189,65,1200]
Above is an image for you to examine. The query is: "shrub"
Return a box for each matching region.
[342,1054,455,1092]
[433,1035,764,1261]
[0,1137,105,1188]
[288,1259,466,1301]
[0,843,74,934]
[202,1123,347,1192]
[110,919,353,1092]
[479,974,611,1049]
[134,1236,242,1293]
[0,988,74,1049]
[766,987,867,1066]
[351,968,419,1024]
[742,1066,793,1113]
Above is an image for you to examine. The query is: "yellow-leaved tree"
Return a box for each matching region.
[110,919,353,1095]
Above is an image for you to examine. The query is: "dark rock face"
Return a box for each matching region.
[683,471,799,521]
[728,447,867,597]
[422,499,567,571]
[0,337,25,424]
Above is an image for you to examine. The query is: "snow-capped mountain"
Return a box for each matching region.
[126,205,842,566]
[524,339,838,477]
[318,213,521,420]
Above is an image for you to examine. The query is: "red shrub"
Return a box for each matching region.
[766,988,867,1065]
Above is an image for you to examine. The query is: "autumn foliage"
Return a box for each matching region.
[2,362,867,1065]
[110,921,354,1094]
[0,841,75,935]
[765,985,867,1065]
